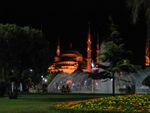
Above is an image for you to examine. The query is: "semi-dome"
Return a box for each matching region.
[62,50,82,57]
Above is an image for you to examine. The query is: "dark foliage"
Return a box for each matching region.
[0,24,51,92]
[8,90,18,99]
[0,80,7,97]
[142,76,150,87]
[89,71,113,79]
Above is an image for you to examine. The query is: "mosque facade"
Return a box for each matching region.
[48,27,100,74]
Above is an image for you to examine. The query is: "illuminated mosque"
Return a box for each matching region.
[48,27,100,74]
[47,23,150,94]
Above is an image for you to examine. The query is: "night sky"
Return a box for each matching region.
[0,1,146,65]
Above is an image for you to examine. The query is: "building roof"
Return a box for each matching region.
[62,50,82,57]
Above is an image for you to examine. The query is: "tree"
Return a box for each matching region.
[0,24,50,95]
[101,42,135,95]
[46,73,57,83]
[112,59,137,73]
[142,76,150,88]
[126,0,149,24]
[89,71,112,79]
[100,19,137,95]
[127,0,150,58]
[0,80,7,97]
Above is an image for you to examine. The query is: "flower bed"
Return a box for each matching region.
[56,94,150,113]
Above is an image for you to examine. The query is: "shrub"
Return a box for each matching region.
[0,80,7,97]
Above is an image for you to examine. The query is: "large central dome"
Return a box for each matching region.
[48,50,84,74]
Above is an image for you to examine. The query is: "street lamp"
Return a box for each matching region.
[91,61,95,93]
[29,69,33,72]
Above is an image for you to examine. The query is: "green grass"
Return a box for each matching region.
[0,93,101,113]
[2,93,148,113]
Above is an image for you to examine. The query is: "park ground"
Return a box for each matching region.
[0,93,149,113]
[0,93,101,113]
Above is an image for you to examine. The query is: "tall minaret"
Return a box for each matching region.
[87,23,92,72]
[145,36,150,66]
[55,38,60,62]
[56,38,60,56]
[96,33,100,65]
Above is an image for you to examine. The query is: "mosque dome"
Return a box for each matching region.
[48,50,83,74]
[48,25,100,74]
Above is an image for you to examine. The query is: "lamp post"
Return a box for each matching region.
[91,61,95,93]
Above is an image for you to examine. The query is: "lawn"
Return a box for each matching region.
[0,93,149,113]
[0,93,101,113]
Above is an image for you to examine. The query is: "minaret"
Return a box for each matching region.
[87,23,92,72]
[55,38,60,62]
[56,38,60,56]
[96,33,100,65]
[145,36,150,66]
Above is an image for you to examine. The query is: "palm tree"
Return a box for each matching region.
[127,0,150,46]
[126,0,149,24]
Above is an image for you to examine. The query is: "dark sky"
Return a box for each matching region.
[0,1,146,65]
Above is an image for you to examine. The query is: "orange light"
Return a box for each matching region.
[66,79,73,85]
[145,56,150,66]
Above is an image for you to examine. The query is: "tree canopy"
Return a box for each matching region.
[100,20,138,95]
[127,0,150,24]
[100,19,136,73]
[0,24,50,91]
